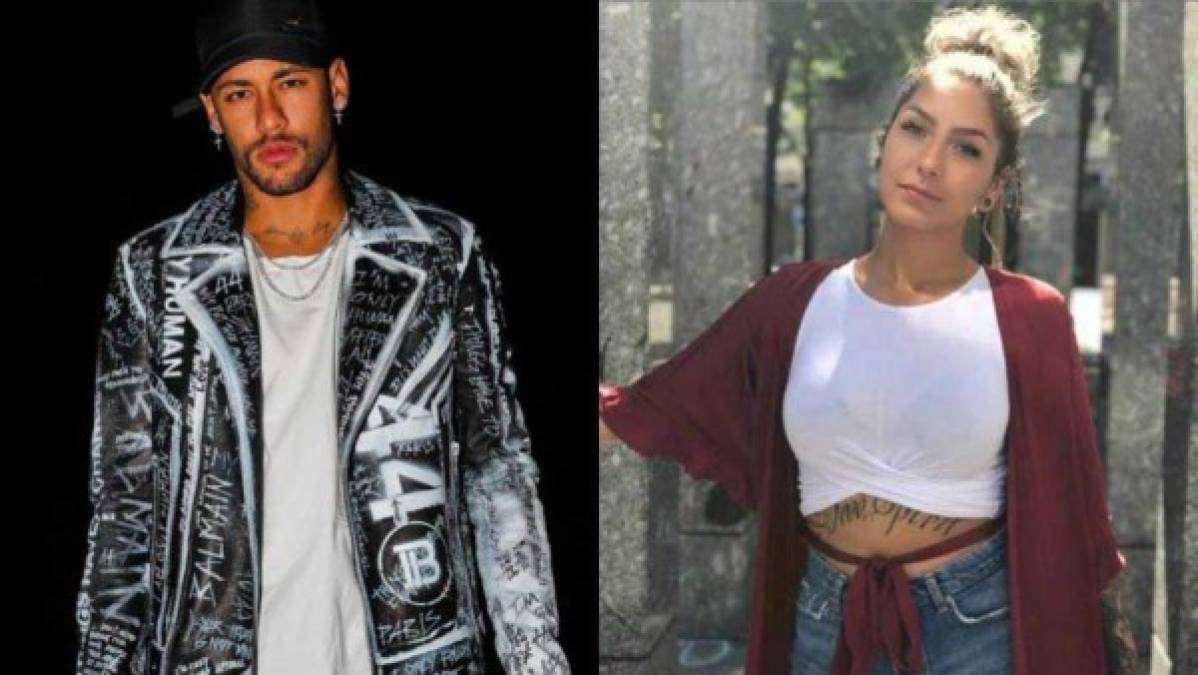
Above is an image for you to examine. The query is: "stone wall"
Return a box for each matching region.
[1108,1,1187,671]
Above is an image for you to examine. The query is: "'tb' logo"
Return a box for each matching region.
[379,521,451,607]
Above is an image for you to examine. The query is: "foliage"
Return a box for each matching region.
[767,0,1102,102]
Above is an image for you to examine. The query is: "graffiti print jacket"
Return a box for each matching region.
[75,170,569,674]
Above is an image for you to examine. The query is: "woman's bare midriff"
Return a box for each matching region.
[804,492,999,579]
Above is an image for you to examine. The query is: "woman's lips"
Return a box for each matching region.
[898,183,941,202]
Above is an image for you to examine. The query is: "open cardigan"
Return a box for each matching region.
[600,258,1126,674]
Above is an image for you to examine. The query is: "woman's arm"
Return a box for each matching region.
[595,268,790,508]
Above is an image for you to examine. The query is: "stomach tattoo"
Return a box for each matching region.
[806,493,965,539]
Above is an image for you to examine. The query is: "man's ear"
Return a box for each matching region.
[327,57,350,110]
[199,93,221,134]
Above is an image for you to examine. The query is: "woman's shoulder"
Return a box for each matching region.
[731,259,845,314]
[760,258,844,288]
[773,257,847,275]
[981,266,1079,353]
[982,265,1070,316]
[982,264,1063,300]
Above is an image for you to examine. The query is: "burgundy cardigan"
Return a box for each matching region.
[600,258,1126,674]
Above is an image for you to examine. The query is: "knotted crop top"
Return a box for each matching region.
[782,258,1008,518]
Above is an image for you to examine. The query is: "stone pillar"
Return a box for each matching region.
[1019,86,1081,294]
[1107,1,1187,670]
[806,82,896,260]
[1176,4,1198,671]
[598,2,676,672]
[671,0,766,644]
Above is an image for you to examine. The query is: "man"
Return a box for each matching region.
[74,2,569,673]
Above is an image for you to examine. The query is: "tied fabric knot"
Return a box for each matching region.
[831,556,923,674]
[798,516,1003,675]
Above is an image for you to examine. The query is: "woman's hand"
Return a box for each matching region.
[599,383,619,446]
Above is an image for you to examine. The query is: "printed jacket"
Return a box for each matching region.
[76,170,569,674]
[601,259,1125,674]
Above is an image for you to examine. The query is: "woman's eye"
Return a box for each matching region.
[954,142,981,158]
[900,120,925,136]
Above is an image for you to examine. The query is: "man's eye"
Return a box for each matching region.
[282,78,305,88]
[225,90,249,103]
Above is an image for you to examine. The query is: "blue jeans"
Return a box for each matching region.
[791,524,1011,674]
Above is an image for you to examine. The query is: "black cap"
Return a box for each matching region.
[173,0,334,118]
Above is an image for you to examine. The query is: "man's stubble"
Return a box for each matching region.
[231,111,336,198]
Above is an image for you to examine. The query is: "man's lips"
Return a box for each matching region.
[898,183,941,201]
[257,142,297,164]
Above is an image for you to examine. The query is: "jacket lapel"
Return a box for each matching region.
[333,171,434,463]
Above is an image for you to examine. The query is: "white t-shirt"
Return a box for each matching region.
[782,257,1009,518]
[243,229,373,674]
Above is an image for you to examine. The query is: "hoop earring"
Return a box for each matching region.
[980,212,1001,266]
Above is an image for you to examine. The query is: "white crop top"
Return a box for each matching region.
[782,258,1009,518]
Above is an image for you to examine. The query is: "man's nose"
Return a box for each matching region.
[256,92,287,133]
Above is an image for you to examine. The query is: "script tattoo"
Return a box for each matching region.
[807,494,963,537]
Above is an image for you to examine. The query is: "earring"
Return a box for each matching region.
[212,130,223,151]
[334,105,345,126]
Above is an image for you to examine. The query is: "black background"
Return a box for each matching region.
[12,3,597,672]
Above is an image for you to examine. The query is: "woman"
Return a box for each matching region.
[599,7,1128,675]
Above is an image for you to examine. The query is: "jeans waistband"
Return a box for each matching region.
[803,522,1007,610]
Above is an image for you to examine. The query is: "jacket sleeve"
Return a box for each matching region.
[599,271,777,509]
[76,244,157,675]
[453,231,570,674]
[1056,299,1126,595]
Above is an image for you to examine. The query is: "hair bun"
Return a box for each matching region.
[924,6,1040,97]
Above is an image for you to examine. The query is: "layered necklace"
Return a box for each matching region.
[246,211,350,301]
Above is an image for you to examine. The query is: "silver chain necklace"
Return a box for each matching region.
[246,212,350,302]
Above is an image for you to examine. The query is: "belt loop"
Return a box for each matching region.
[923,573,948,612]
